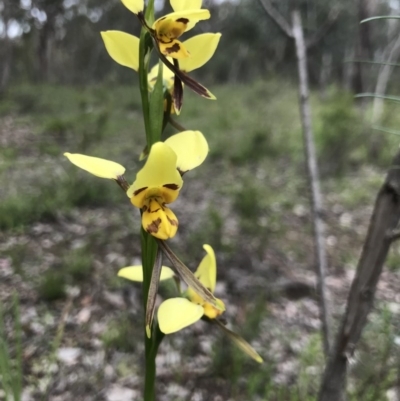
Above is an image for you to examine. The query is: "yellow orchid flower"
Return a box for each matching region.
[121,0,210,59]
[157,244,264,363]
[101,30,220,90]
[64,130,208,240]
[151,9,210,59]
[118,244,263,363]
[147,33,221,113]
[158,244,225,332]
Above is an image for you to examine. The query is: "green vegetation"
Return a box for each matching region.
[0,295,23,401]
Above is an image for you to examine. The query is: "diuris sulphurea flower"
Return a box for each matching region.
[101,30,220,113]
[157,244,225,331]
[64,130,208,240]
[118,244,263,363]
[121,0,209,59]
[101,0,218,108]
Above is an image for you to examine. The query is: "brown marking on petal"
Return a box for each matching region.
[166,216,178,227]
[147,218,162,234]
[165,43,181,55]
[133,187,147,196]
[163,183,179,190]
[142,205,148,212]
[176,18,189,24]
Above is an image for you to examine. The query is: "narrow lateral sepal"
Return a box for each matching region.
[213,319,263,363]
[157,240,223,311]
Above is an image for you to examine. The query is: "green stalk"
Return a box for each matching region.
[138,2,166,399]
[141,229,158,401]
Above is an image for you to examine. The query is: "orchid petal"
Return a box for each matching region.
[158,298,204,334]
[153,9,210,37]
[64,153,125,179]
[164,131,208,173]
[158,39,190,59]
[170,0,202,12]
[179,33,221,72]
[121,0,144,14]
[127,142,183,206]
[148,62,175,90]
[101,31,139,71]
[194,244,216,292]
[118,266,175,281]
[141,201,179,239]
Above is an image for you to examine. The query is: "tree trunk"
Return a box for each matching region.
[318,149,400,401]
[292,9,332,358]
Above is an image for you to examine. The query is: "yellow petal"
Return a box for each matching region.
[158,39,190,59]
[64,153,125,179]
[203,298,225,319]
[127,142,183,206]
[148,62,175,90]
[164,131,208,173]
[158,298,204,334]
[141,200,179,239]
[153,9,210,36]
[179,33,221,72]
[170,0,202,12]
[121,0,144,14]
[118,266,175,281]
[194,244,216,292]
[101,31,139,71]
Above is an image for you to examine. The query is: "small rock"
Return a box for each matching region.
[57,347,82,366]
[75,307,91,324]
[103,291,125,308]
[105,385,138,401]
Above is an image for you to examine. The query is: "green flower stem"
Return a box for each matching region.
[138,29,152,146]
[141,229,158,401]
[138,2,167,399]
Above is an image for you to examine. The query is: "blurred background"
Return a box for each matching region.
[1,0,400,400]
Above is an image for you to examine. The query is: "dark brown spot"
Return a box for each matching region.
[146,218,162,234]
[133,187,147,196]
[166,216,178,227]
[165,43,180,54]
[142,205,148,212]
[176,18,189,24]
[163,183,179,190]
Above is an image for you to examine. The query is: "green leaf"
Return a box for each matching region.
[345,59,400,68]
[145,0,155,26]
[355,93,400,103]
[149,60,165,145]
[372,126,400,136]
[361,16,400,23]
[139,30,153,146]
